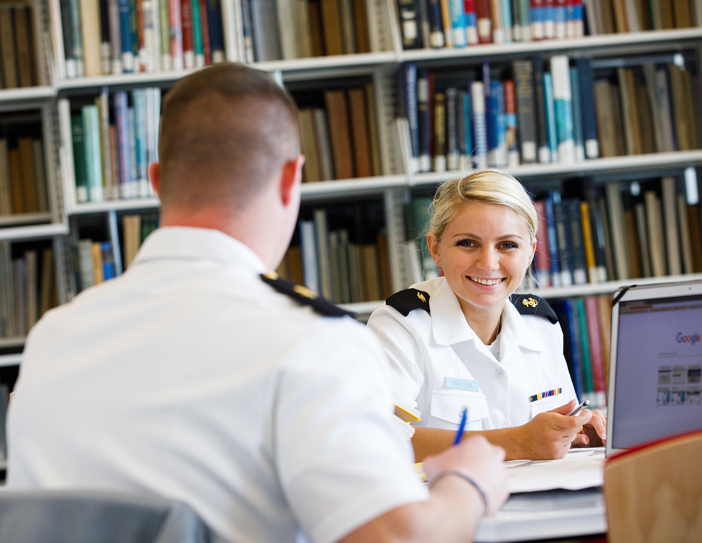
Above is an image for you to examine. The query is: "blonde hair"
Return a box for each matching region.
[429,170,538,243]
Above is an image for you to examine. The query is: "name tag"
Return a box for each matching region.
[445,377,479,392]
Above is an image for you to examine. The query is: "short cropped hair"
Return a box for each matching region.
[429,169,538,243]
[158,63,300,211]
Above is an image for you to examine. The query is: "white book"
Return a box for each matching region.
[661,176,681,276]
[550,55,575,164]
[471,81,488,170]
[299,220,319,295]
[221,0,238,61]
[277,0,298,59]
[142,0,155,71]
[0,140,11,215]
[313,209,332,300]
[58,99,78,209]
[47,0,67,80]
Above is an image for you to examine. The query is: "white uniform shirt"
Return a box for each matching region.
[8,227,428,543]
[367,277,578,432]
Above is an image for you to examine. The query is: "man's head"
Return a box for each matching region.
[151,63,304,268]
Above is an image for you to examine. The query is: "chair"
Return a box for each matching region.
[0,489,213,543]
[604,430,702,543]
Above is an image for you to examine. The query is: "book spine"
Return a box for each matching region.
[567,199,587,284]
[518,0,531,39]
[575,298,595,403]
[206,0,224,62]
[471,81,488,168]
[59,0,77,78]
[554,0,566,38]
[69,0,85,75]
[118,0,134,71]
[501,0,513,42]
[447,0,467,47]
[460,89,473,169]
[543,71,557,162]
[579,200,597,283]
[141,0,155,71]
[564,299,584,399]
[159,0,170,69]
[511,0,521,40]
[397,0,423,49]
[584,296,606,407]
[404,64,419,173]
[487,79,501,166]
[475,0,492,43]
[544,194,561,286]
[513,59,536,163]
[181,0,194,67]
[427,0,446,47]
[128,107,138,196]
[554,200,574,286]
[543,0,555,38]
[418,70,431,173]
[71,114,88,203]
[530,0,544,40]
[99,88,115,200]
[533,56,550,162]
[464,0,478,44]
[440,0,453,46]
[446,87,459,170]
[132,90,148,197]
[100,0,112,73]
[576,57,598,159]
[82,105,104,202]
[240,0,254,63]
[169,0,183,69]
[504,79,519,167]
[550,55,575,164]
[114,91,130,199]
[108,0,123,73]
[199,0,211,64]
[299,220,319,294]
[569,66,584,161]
[490,0,504,43]
[191,0,204,66]
[533,200,551,286]
[433,92,447,172]
[130,0,141,71]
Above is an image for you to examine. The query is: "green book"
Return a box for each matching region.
[71,114,88,203]
[159,0,170,67]
[191,0,204,66]
[576,298,594,396]
[81,105,104,203]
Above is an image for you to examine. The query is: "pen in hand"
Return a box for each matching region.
[568,399,590,416]
[454,407,468,445]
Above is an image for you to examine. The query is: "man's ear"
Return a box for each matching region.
[280,154,305,206]
[148,162,161,196]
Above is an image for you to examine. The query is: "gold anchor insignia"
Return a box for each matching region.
[264,271,279,280]
[522,297,538,308]
[293,284,318,299]
[417,292,426,303]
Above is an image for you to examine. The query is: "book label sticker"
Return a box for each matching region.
[445,377,480,392]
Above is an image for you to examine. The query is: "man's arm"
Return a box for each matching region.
[411,400,594,462]
[339,436,508,543]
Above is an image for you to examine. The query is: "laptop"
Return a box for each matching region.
[606,280,702,457]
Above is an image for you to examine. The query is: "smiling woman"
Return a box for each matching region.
[367,170,607,462]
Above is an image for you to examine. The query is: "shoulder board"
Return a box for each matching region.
[261,273,354,318]
[510,294,558,324]
[386,289,431,317]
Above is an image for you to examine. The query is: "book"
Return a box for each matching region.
[533,56,550,163]
[533,199,551,287]
[575,297,595,405]
[471,81,488,169]
[299,109,322,183]
[402,64,420,173]
[513,59,537,164]
[250,0,281,61]
[542,71,557,163]
[661,176,682,276]
[324,90,354,180]
[320,0,344,54]
[123,214,142,268]
[0,9,18,88]
[550,55,575,164]
[569,67,584,161]
[584,296,607,407]
[645,189,667,277]
[348,88,373,178]
[433,91,447,172]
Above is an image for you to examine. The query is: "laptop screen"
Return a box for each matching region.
[611,294,702,450]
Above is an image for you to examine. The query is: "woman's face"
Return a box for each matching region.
[427,201,536,313]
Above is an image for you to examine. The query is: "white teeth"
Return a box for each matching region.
[469,277,503,286]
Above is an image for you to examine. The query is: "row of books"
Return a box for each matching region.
[0,5,40,89]
[396,0,702,51]
[299,84,382,183]
[54,0,229,78]
[277,207,392,305]
[533,176,702,289]
[246,0,372,62]
[63,88,161,203]
[71,213,158,293]
[0,138,49,216]
[0,243,57,339]
[553,294,612,410]
[595,62,700,158]
[401,53,700,173]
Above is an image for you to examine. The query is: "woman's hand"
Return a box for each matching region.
[571,409,607,447]
[512,399,592,460]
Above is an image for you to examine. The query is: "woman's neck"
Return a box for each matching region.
[457,299,504,345]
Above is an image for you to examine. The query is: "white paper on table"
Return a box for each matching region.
[507,448,605,493]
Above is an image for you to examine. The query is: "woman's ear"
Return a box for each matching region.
[427,232,442,269]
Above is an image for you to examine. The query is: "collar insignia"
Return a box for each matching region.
[522,297,538,308]
[293,284,318,299]
[417,292,427,303]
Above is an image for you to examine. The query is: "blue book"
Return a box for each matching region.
[482,61,491,159]
[427,0,445,47]
[554,0,566,38]
[118,0,133,72]
[544,0,555,38]
[447,0,467,47]
[531,0,545,40]
[100,242,116,280]
[128,107,138,198]
[206,0,225,62]
[533,56,550,163]
[471,81,488,169]
[403,64,419,173]
[459,89,473,169]
[544,193,561,287]
[132,90,148,197]
[569,67,584,161]
[418,70,431,172]
[496,81,507,166]
[576,57,598,159]
[488,80,501,167]
[553,199,574,286]
[114,92,131,199]
[543,72,558,162]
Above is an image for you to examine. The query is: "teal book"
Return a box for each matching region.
[191,0,204,66]
[71,114,88,203]
[576,297,594,399]
[543,72,558,163]
[81,106,103,203]
[132,89,148,197]
[570,66,585,161]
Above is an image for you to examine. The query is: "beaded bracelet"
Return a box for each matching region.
[429,470,490,516]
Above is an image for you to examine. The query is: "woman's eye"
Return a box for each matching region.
[456,239,475,247]
[499,242,518,249]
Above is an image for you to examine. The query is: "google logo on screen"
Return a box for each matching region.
[677,332,702,345]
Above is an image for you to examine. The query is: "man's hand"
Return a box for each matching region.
[423,435,509,516]
[572,409,607,447]
[513,399,592,459]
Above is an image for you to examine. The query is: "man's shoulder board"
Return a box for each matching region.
[386,289,431,317]
[510,294,558,324]
[261,273,354,318]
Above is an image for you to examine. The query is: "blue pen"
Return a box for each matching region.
[454,407,468,445]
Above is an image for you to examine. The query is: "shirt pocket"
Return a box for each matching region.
[429,389,490,430]
[529,395,566,419]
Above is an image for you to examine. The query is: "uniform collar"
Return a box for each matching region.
[501,300,544,354]
[132,226,267,273]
